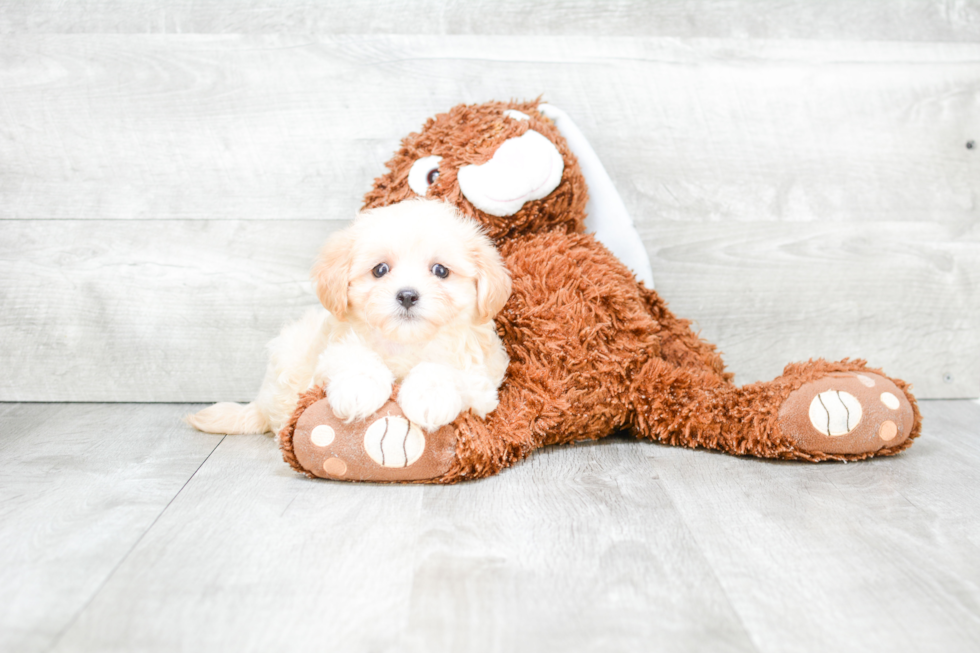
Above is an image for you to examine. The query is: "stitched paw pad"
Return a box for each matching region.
[778,372,914,456]
[287,396,456,482]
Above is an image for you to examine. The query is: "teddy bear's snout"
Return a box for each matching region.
[457,130,564,218]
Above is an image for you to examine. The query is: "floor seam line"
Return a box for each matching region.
[648,452,765,653]
[45,433,227,652]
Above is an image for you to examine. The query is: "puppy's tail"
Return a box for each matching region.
[185,402,270,435]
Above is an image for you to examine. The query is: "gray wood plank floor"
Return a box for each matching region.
[2,401,978,652]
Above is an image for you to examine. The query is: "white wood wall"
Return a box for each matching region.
[1,2,978,402]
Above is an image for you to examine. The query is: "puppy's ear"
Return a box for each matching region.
[472,237,512,323]
[311,226,357,320]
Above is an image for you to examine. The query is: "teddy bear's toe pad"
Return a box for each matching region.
[291,398,455,482]
[778,373,914,456]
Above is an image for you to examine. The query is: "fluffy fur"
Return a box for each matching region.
[188,199,511,435]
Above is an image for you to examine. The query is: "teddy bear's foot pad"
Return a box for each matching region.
[778,372,914,456]
[289,397,456,482]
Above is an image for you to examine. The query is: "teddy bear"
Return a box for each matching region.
[280,99,920,483]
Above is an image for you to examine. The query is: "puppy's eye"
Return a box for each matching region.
[372,263,389,278]
[431,263,449,279]
[408,155,443,196]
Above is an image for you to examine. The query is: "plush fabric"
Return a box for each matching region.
[280,99,920,483]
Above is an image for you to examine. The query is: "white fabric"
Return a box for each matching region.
[809,391,863,436]
[538,103,655,288]
[408,155,443,196]
[457,130,564,218]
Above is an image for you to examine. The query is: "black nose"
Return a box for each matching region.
[396,288,419,309]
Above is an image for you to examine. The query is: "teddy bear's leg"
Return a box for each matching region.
[280,386,459,482]
[279,378,545,483]
[636,284,732,384]
[628,357,920,461]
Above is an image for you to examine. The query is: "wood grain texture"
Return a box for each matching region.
[1,36,977,401]
[0,399,970,652]
[50,418,757,653]
[401,442,759,653]
[2,218,975,401]
[0,220,334,402]
[0,403,222,653]
[51,430,431,653]
[644,220,980,398]
[648,399,980,653]
[0,36,977,224]
[1,0,979,41]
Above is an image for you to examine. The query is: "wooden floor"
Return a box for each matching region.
[1,400,977,652]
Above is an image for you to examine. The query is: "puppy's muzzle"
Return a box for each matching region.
[396,288,420,310]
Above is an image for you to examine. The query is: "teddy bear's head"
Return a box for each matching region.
[362,100,588,244]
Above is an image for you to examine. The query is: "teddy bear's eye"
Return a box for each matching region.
[372,263,389,278]
[430,263,449,279]
[408,155,443,196]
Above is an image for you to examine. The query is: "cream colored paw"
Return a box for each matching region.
[398,363,465,431]
[327,371,392,423]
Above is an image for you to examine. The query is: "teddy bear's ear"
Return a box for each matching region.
[471,236,512,323]
[311,226,357,320]
[538,103,655,288]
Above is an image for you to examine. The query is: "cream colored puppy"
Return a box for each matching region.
[188,199,512,436]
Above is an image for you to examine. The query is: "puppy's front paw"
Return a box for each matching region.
[467,386,499,419]
[327,371,393,423]
[399,363,465,432]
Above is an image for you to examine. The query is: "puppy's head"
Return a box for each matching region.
[313,199,511,342]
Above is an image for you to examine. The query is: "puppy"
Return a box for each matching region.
[188,199,512,436]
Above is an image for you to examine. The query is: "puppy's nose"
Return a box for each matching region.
[396,288,420,309]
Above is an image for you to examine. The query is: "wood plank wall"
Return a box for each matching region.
[1,2,978,402]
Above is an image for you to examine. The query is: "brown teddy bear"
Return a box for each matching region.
[280,99,920,483]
